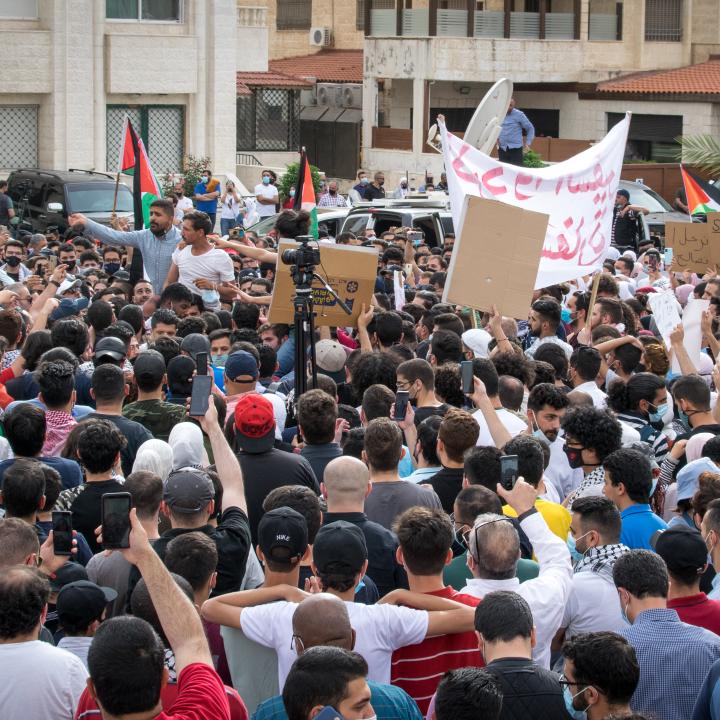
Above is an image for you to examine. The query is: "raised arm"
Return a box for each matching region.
[356,303,374,354]
[68,213,142,250]
[214,236,277,264]
[469,376,512,448]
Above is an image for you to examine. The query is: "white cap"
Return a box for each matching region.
[462,328,492,359]
[605,246,620,261]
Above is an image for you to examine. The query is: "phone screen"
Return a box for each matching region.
[461,360,474,394]
[394,390,410,421]
[52,511,73,555]
[500,455,519,492]
[196,352,208,376]
[189,374,213,417]
[102,493,131,550]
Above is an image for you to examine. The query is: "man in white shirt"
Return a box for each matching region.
[569,346,607,408]
[524,297,573,360]
[202,520,475,686]
[164,210,234,311]
[472,359,526,446]
[0,565,89,719]
[173,180,193,224]
[461,479,572,668]
[254,170,279,219]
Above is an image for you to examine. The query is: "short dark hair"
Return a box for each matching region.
[397,358,435,391]
[703,436,720,464]
[342,427,365,459]
[91,363,126,404]
[435,668,503,720]
[607,372,664,413]
[613,549,669,598]
[563,632,640,706]
[0,566,49,640]
[532,297,561,329]
[51,317,89,358]
[571,496,621,543]
[87,300,114,333]
[282,647,368,720]
[232,301,261,330]
[503,435,544,488]
[438,409,479,463]
[374,311,403,346]
[149,197,175,217]
[35,359,75,409]
[164,532,218,592]
[364,417,402,472]
[498,375,524,411]
[604,448,652,504]
[263,485,323,544]
[570,346,602,382]
[88,616,166,715]
[2,458,45,517]
[454,485,503,524]
[296,389,337,445]
[474,590,533,641]
[159,282,193,307]
[431,329,464,364]
[0,309,21,345]
[492,351,535,388]
[147,336,181,366]
[561,407,622,461]
[394,507,453,575]
[534,343,569,382]
[150,308,178,329]
[182,209,212,234]
[77,419,127,474]
[613,343,642,375]
[118,304,144,335]
[527,382,569,412]
[3,403,46,457]
[673,374,711,410]
[125,471,163,520]
[176,316,206,339]
[361,384,394,422]
[351,352,399,400]
[596,296,623,324]
[130,574,194,646]
[416,415,442,466]
[0,518,40,567]
[464,446,502,491]
[274,209,311,239]
[434,363,465,408]
[433,312,464,337]
[472,358,499,397]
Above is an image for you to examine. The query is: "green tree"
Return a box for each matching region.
[278,161,322,204]
[159,154,212,199]
[677,135,720,177]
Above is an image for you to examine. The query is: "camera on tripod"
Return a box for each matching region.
[280,235,321,269]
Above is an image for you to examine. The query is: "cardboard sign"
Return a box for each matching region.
[443,196,549,319]
[268,241,377,327]
[671,297,710,373]
[666,213,720,273]
[647,291,681,347]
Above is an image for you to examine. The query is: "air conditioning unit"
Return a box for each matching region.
[341,85,362,108]
[300,87,317,106]
[316,83,341,107]
[309,26,332,47]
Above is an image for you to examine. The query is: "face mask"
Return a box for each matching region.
[5,256,20,267]
[289,190,295,198]
[566,531,591,564]
[103,262,121,275]
[64,260,76,270]
[679,409,692,429]
[361,177,369,185]
[262,176,271,185]
[213,353,229,367]
[621,599,631,625]
[378,180,385,186]
[401,183,407,189]
[201,175,209,183]
[564,444,585,469]
[648,402,668,424]
[200,289,220,306]
[705,532,716,561]
[329,189,337,196]
[563,686,589,720]
[560,307,572,324]
[175,191,183,198]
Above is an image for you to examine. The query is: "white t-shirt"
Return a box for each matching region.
[220,193,242,220]
[174,196,194,223]
[171,245,234,309]
[473,407,527,447]
[254,183,279,218]
[240,599,428,687]
[0,640,88,719]
[562,571,625,639]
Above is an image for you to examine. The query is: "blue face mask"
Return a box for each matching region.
[103,262,121,275]
[262,176,271,185]
[289,190,295,198]
[563,686,588,720]
[566,531,590,565]
[213,354,228,367]
[533,427,548,444]
[679,409,691,430]
[648,402,668,424]
[560,307,572,324]
[361,177,370,185]
[200,288,220,306]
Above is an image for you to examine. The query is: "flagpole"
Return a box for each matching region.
[111,171,121,217]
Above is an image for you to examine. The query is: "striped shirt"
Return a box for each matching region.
[391,587,481,714]
[84,218,181,294]
[616,411,670,464]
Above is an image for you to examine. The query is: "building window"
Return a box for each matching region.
[106,105,185,173]
[356,0,365,30]
[608,112,682,161]
[645,0,682,41]
[0,0,37,18]
[236,90,300,152]
[0,106,38,167]
[277,0,312,30]
[106,0,182,22]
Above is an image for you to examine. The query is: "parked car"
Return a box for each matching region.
[246,207,349,240]
[6,169,134,234]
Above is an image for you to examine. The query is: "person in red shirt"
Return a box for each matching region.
[390,507,482,713]
[653,524,720,635]
[75,508,240,720]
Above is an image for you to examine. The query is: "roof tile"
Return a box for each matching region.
[236,70,313,93]
[597,58,720,95]
[269,50,363,84]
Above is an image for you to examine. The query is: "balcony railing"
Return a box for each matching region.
[366,1,620,41]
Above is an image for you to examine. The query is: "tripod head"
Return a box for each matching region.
[280,235,321,290]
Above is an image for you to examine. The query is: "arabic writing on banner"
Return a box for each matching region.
[440,114,630,289]
[666,213,720,274]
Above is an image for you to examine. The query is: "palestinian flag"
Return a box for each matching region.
[293,147,318,239]
[681,165,720,215]
[118,116,162,229]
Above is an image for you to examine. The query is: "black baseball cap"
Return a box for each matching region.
[163,467,215,514]
[167,355,196,396]
[49,562,88,592]
[180,333,210,362]
[258,507,308,566]
[133,350,166,386]
[312,521,367,575]
[652,525,708,574]
[56,580,117,627]
[94,336,127,362]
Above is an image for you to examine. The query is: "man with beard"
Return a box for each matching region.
[69,198,181,294]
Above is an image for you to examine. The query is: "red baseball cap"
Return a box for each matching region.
[234,393,275,453]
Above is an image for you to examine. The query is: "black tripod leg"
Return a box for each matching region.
[294,301,306,399]
[307,302,317,390]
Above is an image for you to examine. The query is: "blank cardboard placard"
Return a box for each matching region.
[443,196,549,319]
[268,241,377,327]
[667,213,720,274]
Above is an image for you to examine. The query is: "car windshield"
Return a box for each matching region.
[67,185,134,213]
[622,184,673,213]
[247,214,278,235]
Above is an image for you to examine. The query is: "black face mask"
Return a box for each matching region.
[5,256,21,268]
[63,260,76,270]
[563,444,585,469]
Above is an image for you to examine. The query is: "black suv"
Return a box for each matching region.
[6,169,134,234]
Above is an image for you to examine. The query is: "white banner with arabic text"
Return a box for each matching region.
[441,114,630,289]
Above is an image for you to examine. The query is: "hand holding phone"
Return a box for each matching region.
[102,492,132,550]
[461,360,474,394]
[189,352,212,417]
[500,455,519,492]
[52,511,73,556]
[394,390,410,421]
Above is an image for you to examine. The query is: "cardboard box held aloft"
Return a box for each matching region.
[666,213,720,274]
[442,196,549,319]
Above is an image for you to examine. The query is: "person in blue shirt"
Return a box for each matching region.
[497,99,535,167]
[602,447,667,550]
[193,167,221,231]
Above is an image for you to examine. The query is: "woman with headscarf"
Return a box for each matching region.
[168,422,209,470]
[132,439,174,484]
